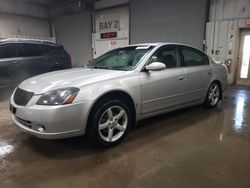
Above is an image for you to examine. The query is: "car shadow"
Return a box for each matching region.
[22,103,226,160]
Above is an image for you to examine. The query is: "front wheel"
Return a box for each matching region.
[204,82,221,108]
[87,100,131,147]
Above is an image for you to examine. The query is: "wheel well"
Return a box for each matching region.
[86,91,136,131]
[212,80,223,100]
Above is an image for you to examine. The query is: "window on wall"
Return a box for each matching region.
[181,46,209,66]
[0,44,17,59]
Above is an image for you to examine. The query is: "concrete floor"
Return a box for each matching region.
[0,86,250,188]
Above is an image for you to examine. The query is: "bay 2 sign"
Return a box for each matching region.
[99,20,120,31]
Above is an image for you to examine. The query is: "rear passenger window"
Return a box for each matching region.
[0,44,17,59]
[18,44,43,57]
[44,45,63,55]
[181,46,209,66]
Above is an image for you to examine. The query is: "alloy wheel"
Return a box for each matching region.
[208,83,220,106]
[98,106,128,142]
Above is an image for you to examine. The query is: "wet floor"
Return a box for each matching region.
[0,86,250,188]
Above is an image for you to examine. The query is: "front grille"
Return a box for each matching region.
[14,88,34,106]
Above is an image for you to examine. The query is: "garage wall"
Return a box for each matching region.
[95,0,129,10]
[130,0,208,49]
[0,0,48,19]
[209,0,250,21]
[0,13,50,39]
[54,12,92,67]
[0,0,51,39]
[49,2,85,18]
[206,0,250,84]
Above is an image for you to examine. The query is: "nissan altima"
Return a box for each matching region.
[10,43,228,147]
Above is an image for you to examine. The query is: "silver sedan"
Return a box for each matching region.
[10,43,228,147]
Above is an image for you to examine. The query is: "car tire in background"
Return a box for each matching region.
[87,99,131,147]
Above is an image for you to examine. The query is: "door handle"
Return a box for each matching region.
[207,72,212,75]
[178,76,185,80]
[12,61,19,64]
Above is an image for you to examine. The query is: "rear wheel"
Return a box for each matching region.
[204,82,221,108]
[87,100,131,147]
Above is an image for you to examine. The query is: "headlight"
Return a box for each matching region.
[37,87,80,105]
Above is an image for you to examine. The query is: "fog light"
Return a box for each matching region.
[37,126,45,133]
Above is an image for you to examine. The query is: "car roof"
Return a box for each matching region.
[129,42,206,54]
[129,43,162,47]
[0,38,58,46]
[130,42,197,47]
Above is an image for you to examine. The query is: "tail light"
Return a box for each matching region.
[68,53,72,61]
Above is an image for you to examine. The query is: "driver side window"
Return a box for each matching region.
[148,46,181,68]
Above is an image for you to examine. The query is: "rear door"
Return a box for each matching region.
[0,43,23,88]
[17,43,53,77]
[179,46,212,102]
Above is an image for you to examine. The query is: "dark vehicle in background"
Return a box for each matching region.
[0,38,71,89]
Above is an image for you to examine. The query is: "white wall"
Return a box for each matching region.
[0,0,48,19]
[0,13,50,39]
[206,0,250,84]
[0,0,51,39]
[210,0,250,21]
[54,12,92,67]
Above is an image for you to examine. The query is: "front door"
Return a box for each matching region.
[140,45,187,115]
[237,30,250,86]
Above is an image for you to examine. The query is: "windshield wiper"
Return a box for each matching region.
[86,65,111,70]
[108,66,131,71]
[85,65,130,70]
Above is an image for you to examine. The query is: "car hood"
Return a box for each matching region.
[18,68,132,94]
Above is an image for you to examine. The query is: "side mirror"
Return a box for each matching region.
[145,62,166,71]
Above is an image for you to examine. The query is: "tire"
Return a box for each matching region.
[204,82,221,108]
[87,99,131,147]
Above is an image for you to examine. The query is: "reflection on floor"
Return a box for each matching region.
[0,86,250,188]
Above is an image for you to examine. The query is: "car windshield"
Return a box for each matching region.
[86,46,154,71]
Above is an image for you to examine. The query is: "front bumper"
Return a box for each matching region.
[10,95,93,139]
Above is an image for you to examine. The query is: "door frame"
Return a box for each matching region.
[235,28,250,86]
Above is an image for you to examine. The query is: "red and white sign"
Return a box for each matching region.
[247,19,250,26]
